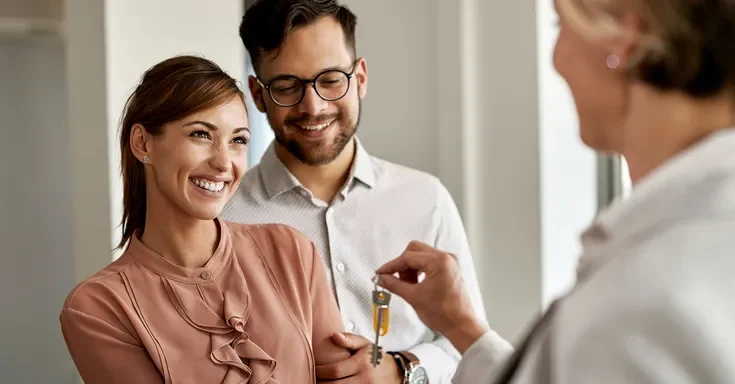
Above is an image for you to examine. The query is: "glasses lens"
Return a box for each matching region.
[316,71,350,101]
[269,76,304,106]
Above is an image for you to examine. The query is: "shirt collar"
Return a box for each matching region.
[350,137,376,188]
[126,217,233,282]
[259,137,376,200]
[577,128,735,278]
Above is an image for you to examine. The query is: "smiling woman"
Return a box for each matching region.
[58,55,352,383]
[117,55,250,249]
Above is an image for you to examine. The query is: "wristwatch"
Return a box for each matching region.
[388,351,428,384]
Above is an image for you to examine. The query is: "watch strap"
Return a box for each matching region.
[387,351,407,376]
[398,351,420,367]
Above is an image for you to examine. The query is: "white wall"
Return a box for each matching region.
[0,37,77,383]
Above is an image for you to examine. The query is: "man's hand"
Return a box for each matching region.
[315,332,402,384]
[376,241,487,354]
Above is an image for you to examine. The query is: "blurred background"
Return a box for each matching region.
[0,0,630,382]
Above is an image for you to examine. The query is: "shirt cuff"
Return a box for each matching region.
[452,330,514,384]
[409,341,460,384]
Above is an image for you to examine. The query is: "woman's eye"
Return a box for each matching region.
[233,136,250,145]
[191,131,210,139]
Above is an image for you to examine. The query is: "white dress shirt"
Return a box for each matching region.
[222,138,499,383]
[454,128,735,384]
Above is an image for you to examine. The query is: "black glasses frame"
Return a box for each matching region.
[256,61,358,107]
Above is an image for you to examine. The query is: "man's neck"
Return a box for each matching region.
[276,138,356,203]
[140,197,219,268]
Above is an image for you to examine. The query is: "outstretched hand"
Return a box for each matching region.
[376,240,487,353]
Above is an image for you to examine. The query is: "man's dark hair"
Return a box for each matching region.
[240,0,358,75]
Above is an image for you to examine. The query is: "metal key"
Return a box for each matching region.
[371,276,391,367]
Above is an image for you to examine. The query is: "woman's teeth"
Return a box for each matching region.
[299,121,331,131]
[191,178,225,192]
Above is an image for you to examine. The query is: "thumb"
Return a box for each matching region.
[330,332,371,350]
[377,274,416,303]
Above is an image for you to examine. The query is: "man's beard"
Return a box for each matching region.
[272,99,362,166]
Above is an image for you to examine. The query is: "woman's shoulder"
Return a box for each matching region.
[225,220,314,255]
[224,220,317,275]
[60,254,133,319]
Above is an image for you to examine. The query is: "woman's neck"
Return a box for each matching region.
[140,201,219,269]
[622,87,734,184]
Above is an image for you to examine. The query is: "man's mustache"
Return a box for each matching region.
[285,113,339,126]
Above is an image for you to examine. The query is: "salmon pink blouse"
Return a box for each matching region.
[60,219,350,383]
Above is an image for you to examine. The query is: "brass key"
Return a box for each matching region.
[371,276,391,367]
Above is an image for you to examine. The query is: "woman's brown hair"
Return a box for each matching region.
[117,55,245,250]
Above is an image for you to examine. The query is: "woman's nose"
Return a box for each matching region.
[210,146,232,172]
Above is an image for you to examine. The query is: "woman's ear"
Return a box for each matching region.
[129,124,152,165]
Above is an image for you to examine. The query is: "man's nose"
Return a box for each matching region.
[297,84,329,116]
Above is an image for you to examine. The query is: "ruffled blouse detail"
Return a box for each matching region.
[129,219,279,383]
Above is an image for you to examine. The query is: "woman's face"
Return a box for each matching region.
[143,96,250,221]
[552,0,630,152]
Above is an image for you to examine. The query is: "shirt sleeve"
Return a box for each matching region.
[409,180,511,383]
[557,290,733,384]
[60,307,164,384]
[453,330,513,384]
[304,237,352,365]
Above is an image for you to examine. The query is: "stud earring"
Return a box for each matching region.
[142,155,149,164]
[606,54,620,69]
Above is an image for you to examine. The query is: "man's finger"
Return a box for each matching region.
[375,251,431,275]
[407,240,435,252]
[315,342,371,380]
[330,332,371,350]
[315,352,361,379]
[398,269,419,284]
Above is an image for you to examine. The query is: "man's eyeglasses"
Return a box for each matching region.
[256,61,358,107]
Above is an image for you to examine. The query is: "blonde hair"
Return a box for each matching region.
[557,0,735,96]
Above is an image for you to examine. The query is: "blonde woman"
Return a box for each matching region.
[373,0,735,383]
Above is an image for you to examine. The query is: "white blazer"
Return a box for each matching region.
[454,128,735,384]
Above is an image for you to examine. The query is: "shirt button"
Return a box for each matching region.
[346,322,355,331]
[300,189,309,197]
[335,262,345,273]
[200,270,212,280]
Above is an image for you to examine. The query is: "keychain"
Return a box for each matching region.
[371,275,391,367]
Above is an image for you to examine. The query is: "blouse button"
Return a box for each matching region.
[200,270,213,280]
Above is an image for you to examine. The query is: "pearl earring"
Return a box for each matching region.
[142,155,149,164]
[606,54,620,69]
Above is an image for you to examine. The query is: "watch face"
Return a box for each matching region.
[409,366,428,384]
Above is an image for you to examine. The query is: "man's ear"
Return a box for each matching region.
[248,75,267,113]
[129,124,152,164]
[355,57,368,99]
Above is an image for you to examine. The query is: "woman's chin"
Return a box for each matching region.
[183,204,224,222]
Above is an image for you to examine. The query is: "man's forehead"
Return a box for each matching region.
[259,52,353,80]
[256,17,353,79]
